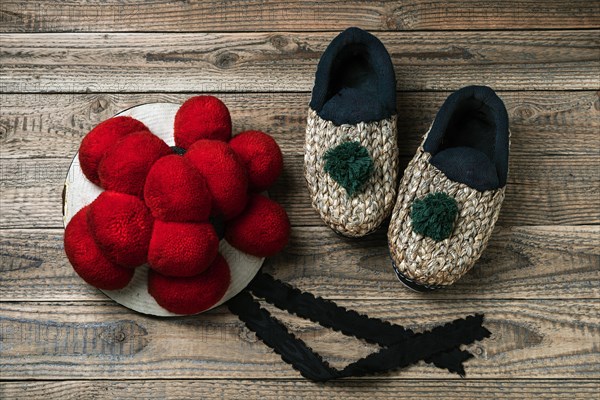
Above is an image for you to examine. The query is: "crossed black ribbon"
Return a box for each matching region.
[228,272,491,382]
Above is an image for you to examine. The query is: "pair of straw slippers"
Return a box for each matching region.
[305,28,510,290]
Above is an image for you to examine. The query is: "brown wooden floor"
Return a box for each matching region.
[1,1,599,399]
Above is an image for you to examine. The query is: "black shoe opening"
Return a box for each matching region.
[424,86,509,191]
[310,27,396,125]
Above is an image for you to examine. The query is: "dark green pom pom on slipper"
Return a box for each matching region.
[323,141,374,196]
[411,192,458,241]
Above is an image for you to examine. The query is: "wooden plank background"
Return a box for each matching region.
[0,1,599,399]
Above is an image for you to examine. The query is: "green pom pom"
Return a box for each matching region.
[411,192,458,241]
[323,141,373,196]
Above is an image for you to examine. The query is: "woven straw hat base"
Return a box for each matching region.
[388,142,505,287]
[304,109,398,237]
[63,103,264,317]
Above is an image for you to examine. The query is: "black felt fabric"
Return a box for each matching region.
[248,272,474,375]
[170,145,187,155]
[424,85,509,191]
[430,147,500,191]
[228,291,337,381]
[309,27,396,125]
[228,272,492,382]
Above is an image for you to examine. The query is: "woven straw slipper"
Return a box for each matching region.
[304,27,398,237]
[388,86,510,289]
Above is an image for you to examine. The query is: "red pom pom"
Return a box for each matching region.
[87,191,154,268]
[225,194,290,257]
[174,96,232,148]
[148,253,231,315]
[79,116,149,185]
[64,206,134,290]
[185,140,248,220]
[144,155,212,222]
[148,220,219,277]
[229,130,283,191]
[98,131,171,197]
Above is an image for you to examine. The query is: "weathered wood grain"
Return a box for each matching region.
[0,299,598,379]
[2,92,599,159]
[1,152,598,229]
[1,0,599,32]
[1,31,599,92]
[1,0,598,396]
[1,91,599,228]
[2,379,599,399]
[1,225,598,302]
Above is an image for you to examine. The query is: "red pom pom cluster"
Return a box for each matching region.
[65,96,289,315]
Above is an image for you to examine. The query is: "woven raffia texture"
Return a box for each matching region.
[304,109,398,237]
[388,144,505,287]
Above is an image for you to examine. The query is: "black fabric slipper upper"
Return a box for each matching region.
[309,27,396,125]
[425,85,509,191]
